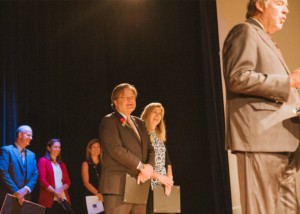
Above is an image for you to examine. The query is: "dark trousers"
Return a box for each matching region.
[45,201,69,214]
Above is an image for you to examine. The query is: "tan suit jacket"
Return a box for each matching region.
[222,18,300,152]
[99,111,154,195]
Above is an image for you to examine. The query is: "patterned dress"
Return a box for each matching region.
[150,131,167,190]
[147,131,172,214]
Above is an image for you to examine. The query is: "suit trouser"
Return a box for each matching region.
[103,194,146,214]
[236,152,299,214]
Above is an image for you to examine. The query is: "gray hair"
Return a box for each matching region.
[16,125,32,136]
[246,0,269,19]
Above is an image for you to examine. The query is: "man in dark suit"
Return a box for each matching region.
[99,83,154,214]
[222,0,300,213]
[0,125,38,207]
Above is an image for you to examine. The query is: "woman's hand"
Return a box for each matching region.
[164,174,173,196]
[164,186,172,196]
[96,193,104,202]
[157,174,173,188]
[54,186,65,199]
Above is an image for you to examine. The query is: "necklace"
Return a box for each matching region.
[92,162,100,178]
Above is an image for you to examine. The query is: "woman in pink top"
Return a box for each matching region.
[37,139,71,214]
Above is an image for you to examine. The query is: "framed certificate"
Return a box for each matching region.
[153,185,181,213]
[123,173,150,204]
[0,193,46,214]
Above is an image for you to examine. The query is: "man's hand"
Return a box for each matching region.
[137,163,153,184]
[14,188,28,205]
[289,68,300,88]
[137,172,149,184]
[140,164,153,178]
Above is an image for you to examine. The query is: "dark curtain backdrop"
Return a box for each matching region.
[0,0,231,213]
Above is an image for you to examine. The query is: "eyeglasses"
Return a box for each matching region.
[118,96,136,101]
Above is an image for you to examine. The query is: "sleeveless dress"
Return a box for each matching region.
[83,161,103,214]
[147,132,172,214]
[85,161,102,195]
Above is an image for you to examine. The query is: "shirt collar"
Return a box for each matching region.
[15,143,24,153]
[249,17,265,31]
[118,111,130,120]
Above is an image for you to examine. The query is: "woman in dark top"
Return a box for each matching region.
[141,103,174,214]
[81,138,104,213]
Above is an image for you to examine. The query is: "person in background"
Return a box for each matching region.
[81,138,104,213]
[0,125,38,206]
[99,83,155,214]
[37,139,71,214]
[141,103,173,214]
[222,0,300,213]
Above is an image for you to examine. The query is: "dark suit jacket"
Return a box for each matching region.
[99,111,155,195]
[222,18,300,152]
[0,144,38,205]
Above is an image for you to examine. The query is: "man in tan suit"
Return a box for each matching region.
[223,0,300,213]
[99,83,154,214]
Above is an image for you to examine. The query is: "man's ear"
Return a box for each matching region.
[255,1,264,12]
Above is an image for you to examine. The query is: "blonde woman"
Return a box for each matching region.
[141,102,173,214]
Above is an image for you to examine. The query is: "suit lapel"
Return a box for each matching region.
[114,112,142,145]
[247,19,290,74]
[257,29,290,74]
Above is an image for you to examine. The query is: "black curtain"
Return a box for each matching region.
[0,1,231,213]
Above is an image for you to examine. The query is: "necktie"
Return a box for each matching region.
[21,149,26,164]
[127,118,141,140]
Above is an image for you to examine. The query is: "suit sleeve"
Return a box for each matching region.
[0,147,19,193]
[222,23,290,102]
[25,152,38,191]
[99,116,140,170]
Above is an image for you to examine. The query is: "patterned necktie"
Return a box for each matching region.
[127,118,141,140]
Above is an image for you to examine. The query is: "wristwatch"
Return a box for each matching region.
[138,162,145,170]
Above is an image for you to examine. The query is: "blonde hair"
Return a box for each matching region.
[141,102,166,143]
[85,138,102,163]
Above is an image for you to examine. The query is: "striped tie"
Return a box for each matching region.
[127,118,141,140]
